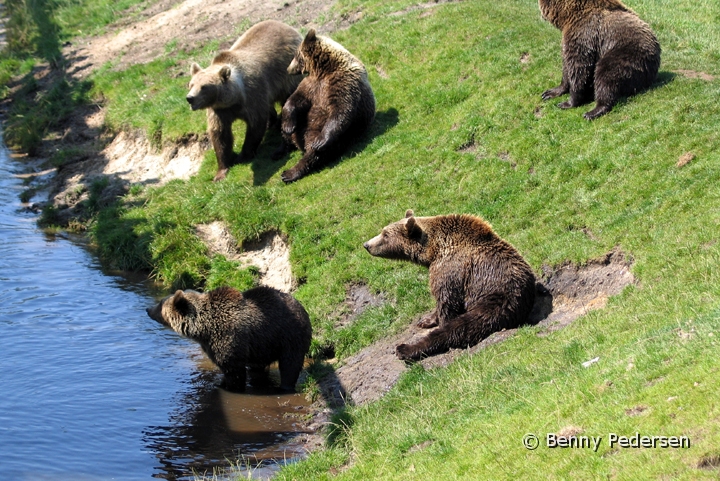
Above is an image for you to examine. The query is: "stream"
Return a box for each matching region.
[0,137,310,480]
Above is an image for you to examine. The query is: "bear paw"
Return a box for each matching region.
[541,86,567,101]
[395,343,420,361]
[281,167,306,183]
[213,168,229,182]
[416,315,438,329]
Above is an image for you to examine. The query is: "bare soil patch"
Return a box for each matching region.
[675,70,716,82]
[195,221,295,293]
[333,282,387,329]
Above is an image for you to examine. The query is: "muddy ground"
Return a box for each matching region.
[5,0,640,468]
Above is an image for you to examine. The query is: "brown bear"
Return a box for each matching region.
[277,29,376,183]
[539,0,661,120]
[146,285,312,392]
[186,20,302,181]
[364,210,536,361]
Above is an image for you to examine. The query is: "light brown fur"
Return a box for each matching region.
[187,20,302,181]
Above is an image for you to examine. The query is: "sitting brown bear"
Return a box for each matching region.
[539,0,661,119]
[277,29,376,183]
[364,210,536,361]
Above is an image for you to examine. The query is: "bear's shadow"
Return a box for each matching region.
[250,107,400,186]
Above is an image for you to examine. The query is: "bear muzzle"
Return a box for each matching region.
[186,95,200,111]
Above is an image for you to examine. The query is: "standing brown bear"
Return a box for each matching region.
[277,29,376,183]
[364,210,536,361]
[146,285,312,392]
[539,0,661,120]
[186,20,302,181]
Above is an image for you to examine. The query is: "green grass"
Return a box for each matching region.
[4,0,720,478]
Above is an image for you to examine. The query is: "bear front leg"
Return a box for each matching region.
[557,55,594,110]
[248,363,271,388]
[542,61,569,100]
[280,91,311,147]
[277,352,304,392]
[207,109,236,182]
[222,365,247,392]
[238,115,268,163]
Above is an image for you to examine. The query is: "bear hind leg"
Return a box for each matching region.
[586,47,657,120]
[281,118,345,183]
[277,352,305,392]
[396,307,501,361]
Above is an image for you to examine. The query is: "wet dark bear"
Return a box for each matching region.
[147,285,311,392]
[364,210,536,360]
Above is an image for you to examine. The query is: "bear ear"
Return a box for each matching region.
[405,209,414,219]
[406,216,423,240]
[305,29,317,42]
[172,290,193,316]
[219,65,232,82]
[191,62,201,76]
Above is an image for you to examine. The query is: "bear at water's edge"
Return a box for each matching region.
[147,285,311,392]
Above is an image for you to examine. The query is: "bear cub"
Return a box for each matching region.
[147,285,312,392]
[364,210,536,361]
[277,29,376,183]
[539,0,661,120]
[187,20,302,181]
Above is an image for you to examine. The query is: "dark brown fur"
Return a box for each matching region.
[539,0,660,119]
[364,210,536,361]
[186,20,302,181]
[146,285,312,392]
[277,29,376,183]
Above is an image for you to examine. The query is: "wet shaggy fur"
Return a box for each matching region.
[146,285,312,392]
[277,29,376,183]
[539,0,660,120]
[364,210,536,361]
[186,20,302,181]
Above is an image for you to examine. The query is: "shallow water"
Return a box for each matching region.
[0,141,310,480]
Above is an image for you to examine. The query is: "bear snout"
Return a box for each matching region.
[186,95,199,110]
[363,242,371,251]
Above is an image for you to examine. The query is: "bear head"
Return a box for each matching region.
[146,289,205,339]
[186,58,242,111]
[287,29,351,76]
[538,0,626,28]
[364,210,430,266]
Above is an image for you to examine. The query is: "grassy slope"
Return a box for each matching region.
[268,0,720,477]
[5,0,720,477]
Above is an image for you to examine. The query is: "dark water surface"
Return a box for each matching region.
[0,142,310,480]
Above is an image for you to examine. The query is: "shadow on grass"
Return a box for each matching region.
[250,107,400,186]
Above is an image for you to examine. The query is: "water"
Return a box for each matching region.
[0,142,310,480]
